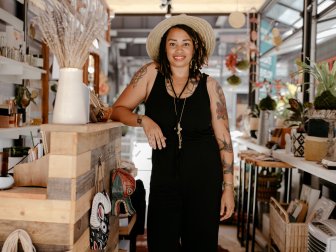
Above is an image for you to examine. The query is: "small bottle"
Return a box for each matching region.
[1,152,9,177]
[8,97,16,128]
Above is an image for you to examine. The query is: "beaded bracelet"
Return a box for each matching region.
[223,182,235,194]
[223,182,234,189]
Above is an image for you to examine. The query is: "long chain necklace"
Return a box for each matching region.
[169,77,189,149]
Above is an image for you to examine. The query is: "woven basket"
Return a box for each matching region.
[257,169,281,202]
[269,197,307,252]
[304,136,328,161]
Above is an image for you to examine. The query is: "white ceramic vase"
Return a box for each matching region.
[52,68,89,124]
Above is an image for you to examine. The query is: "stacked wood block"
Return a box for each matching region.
[0,122,123,252]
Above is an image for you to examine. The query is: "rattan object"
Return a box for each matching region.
[269,197,308,252]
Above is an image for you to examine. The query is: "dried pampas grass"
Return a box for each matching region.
[34,0,107,69]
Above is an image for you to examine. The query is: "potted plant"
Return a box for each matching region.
[248,104,260,138]
[296,59,336,110]
[296,59,336,163]
[257,95,277,146]
[285,98,312,133]
[285,98,313,157]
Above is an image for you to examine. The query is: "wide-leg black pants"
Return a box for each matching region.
[147,139,223,252]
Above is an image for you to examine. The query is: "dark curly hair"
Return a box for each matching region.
[156,24,208,80]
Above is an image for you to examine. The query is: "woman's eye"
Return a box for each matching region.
[169,42,176,47]
[184,43,191,47]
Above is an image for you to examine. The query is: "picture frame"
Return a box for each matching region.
[300,184,321,217]
[305,196,336,223]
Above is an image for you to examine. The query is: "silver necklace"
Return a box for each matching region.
[169,78,189,149]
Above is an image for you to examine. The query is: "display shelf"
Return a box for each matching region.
[272,149,336,184]
[235,136,336,185]
[0,7,23,30]
[0,56,46,84]
[233,136,271,155]
[0,125,40,139]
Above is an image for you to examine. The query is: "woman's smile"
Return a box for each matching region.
[166,27,194,67]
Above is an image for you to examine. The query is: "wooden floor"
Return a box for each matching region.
[135,225,253,252]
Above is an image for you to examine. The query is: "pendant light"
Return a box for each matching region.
[228,0,245,29]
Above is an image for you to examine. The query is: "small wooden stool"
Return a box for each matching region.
[236,150,261,247]
[245,156,294,252]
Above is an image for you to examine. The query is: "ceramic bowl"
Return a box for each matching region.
[0,175,14,190]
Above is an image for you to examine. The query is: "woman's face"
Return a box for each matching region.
[165,27,194,68]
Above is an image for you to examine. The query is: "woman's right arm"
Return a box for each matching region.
[111,63,166,149]
[111,62,153,126]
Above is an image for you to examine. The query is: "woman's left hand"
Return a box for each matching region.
[220,188,235,221]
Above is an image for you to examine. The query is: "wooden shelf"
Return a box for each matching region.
[0,56,46,84]
[0,7,23,30]
[0,125,40,139]
[272,149,336,184]
[41,121,123,133]
[0,187,47,200]
[234,136,271,155]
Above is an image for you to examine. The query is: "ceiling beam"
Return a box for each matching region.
[111,28,248,34]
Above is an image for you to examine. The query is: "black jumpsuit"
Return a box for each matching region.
[145,72,223,252]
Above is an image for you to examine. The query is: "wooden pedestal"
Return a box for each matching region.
[0,122,123,252]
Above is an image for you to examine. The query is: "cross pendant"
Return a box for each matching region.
[176,122,182,149]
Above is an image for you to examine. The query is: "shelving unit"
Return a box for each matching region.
[0,2,48,130]
[234,136,271,155]
[0,125,40,139]
[234,136,336,184]
[272,150,336,185]
[0,56,46,84]
[0,7,23,30]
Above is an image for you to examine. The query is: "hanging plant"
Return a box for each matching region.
[225,52,238,73]
[227,74,241,85]
[236,59,250,70]
[259,95,277,111]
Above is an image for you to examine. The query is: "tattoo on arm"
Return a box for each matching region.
[222,158,233,174]
[217,134,233,174]
[214,81,228,120]
[218,136,233,152]
[130,63,150,88]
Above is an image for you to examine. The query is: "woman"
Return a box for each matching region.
[111,14,235,252]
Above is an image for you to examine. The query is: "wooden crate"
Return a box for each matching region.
[269,197,307,252]
[0,122,123,251]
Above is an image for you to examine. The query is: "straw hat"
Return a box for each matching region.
[146,14,216,61]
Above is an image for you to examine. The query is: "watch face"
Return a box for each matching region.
[137,115,142,125]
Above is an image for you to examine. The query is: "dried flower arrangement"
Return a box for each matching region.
[33,0,107,69]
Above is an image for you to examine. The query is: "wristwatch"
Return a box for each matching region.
[137,115,144,126]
